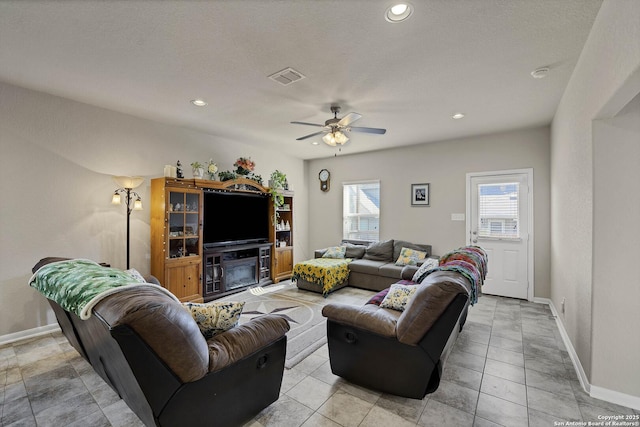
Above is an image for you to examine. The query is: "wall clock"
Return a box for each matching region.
[319,169,330,192]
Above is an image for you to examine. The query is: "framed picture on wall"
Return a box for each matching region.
[411,183,430,206]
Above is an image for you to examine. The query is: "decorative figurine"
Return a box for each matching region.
[176,160,184,178]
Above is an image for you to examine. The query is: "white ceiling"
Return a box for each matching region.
[0,0,603,160]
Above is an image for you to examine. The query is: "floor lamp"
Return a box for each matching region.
[111,176,144,269]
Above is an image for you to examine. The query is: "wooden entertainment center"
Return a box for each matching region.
[150,177,294,302]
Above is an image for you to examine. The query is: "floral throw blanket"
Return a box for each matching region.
[292,258,352,296]
[29,259,179,319]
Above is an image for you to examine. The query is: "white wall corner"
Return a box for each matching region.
[590,385,640,412]
[533,297,640,411]
[0,323,60,346]
[533,297,590,392]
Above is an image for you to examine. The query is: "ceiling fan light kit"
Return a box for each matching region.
[291,105,386,147]
[322,131,349,146]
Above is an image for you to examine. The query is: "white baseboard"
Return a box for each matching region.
[0,323,60,346]
[533,297,640,411]
[591,385,640,411]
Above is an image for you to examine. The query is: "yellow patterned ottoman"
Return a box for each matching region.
[292,258,352,296]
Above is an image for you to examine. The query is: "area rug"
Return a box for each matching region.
[218,282,374,368]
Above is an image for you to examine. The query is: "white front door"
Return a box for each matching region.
[467,170,533,300]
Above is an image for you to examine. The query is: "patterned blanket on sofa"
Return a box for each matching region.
[29,259,179,319]
[412,246,488,305]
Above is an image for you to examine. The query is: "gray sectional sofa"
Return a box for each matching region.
[296,239,434,293]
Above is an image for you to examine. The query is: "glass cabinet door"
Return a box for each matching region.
[167,190,200,258]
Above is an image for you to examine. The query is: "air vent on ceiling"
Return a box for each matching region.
[268,67,306,86]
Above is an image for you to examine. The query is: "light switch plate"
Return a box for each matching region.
[451,213,465,221]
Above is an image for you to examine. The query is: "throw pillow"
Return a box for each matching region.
[322,246,346,259]
[380,283,418,312]
[363,239,394,262]
[366,280,417,306]
[393,240,430,260]
[343,243,367,259]
[125,268,146,283]
[395,247,427,266]
[183,301,245,339]
[411,257,440,283]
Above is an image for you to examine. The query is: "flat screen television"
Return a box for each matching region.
[203,190,270,247]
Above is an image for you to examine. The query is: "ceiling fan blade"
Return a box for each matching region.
[337,112,362,127]
[349,126,387,135]
[296,130,325,141]
[291,121,324,127]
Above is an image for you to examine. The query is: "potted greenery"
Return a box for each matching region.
[269,170,287,223]
[190,161,205,179]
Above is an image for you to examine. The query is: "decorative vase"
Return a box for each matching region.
[193,167,205,179]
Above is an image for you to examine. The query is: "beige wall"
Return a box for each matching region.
[306,126,551,298]
[551,0,640,397]
[0,82,306,337]
[592,93,640,396]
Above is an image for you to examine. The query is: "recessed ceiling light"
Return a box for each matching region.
[391,4,408,15]
[530,67,550,79]
[312,141,319,146]
[385,3,413,22]
[191,99,207,107]
[452,113,465,120]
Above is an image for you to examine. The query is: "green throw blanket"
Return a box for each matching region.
[29,259,179,319]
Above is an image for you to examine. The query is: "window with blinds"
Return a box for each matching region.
[343,181,380,241]
[477,182,520,239]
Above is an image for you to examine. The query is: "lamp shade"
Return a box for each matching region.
[322,131,349,146]
[133,197,143,210]
[111,192,121,204]
[113,176,144,189]
[322,133,337,146]
[334,131,349,144]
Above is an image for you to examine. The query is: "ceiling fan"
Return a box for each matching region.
[291,106,386,146]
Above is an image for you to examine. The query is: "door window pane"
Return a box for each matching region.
[478,183,519,239]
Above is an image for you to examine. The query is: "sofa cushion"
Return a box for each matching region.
[378,263,405,279]
[344,243,367,259]
[393,240,430,261]
[183,301,245,339]
[348,259,385,275]
[322,246,346,259]
[363,239,394,262]
[380,283,418,312]
[395,247,427,266]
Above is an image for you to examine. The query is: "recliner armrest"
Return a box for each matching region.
[207,314,290,373]
[322,303,399,338]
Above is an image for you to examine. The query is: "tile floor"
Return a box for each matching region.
[1,293,638,426]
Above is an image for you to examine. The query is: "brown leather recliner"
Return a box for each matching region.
[321,270,471,399]
[33,258,290,427]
